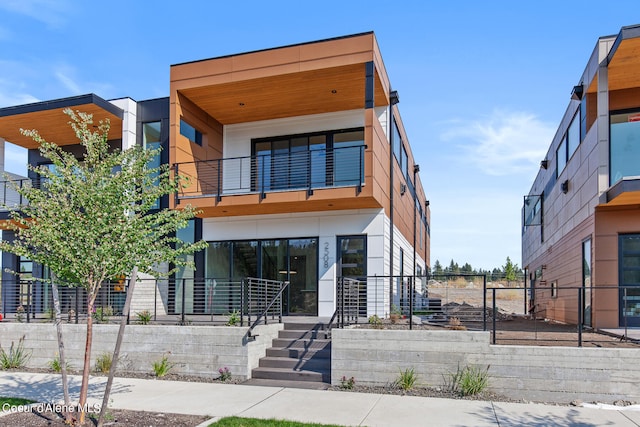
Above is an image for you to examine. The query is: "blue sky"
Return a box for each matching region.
[0,0,637,270]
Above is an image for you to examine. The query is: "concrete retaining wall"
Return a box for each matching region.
[331,329,640,403]
[0,322,282,379]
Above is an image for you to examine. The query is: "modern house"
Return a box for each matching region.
[522,24,640,328]
[0,32,430,319]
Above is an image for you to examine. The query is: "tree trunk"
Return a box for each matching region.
[51,275,73,424]
[77,291,96,425]
[97,267,138,427]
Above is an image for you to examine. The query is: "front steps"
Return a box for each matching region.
[247,321,331,390]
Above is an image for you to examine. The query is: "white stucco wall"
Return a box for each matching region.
[202,208,387,317]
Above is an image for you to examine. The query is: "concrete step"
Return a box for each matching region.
[278,329,328,339]
[283,322,327,331]
[252,367,329,382]
[242,378,330,390]
[271,338,331,350]
[265,347,331,359]
[258,356,330,370]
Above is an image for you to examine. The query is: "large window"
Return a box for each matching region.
[252,128,364,192]
[205,238,318,315]
[610,110,640,185]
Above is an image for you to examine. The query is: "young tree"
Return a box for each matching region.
[0,109,206,424]
[503,256,519,286]
[432,259,443,276]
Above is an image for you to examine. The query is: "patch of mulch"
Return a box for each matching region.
[0,369,239,426]
[0,407,209,426]
[329,383,524,404]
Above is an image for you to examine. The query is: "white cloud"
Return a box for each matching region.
[0,78,39,108]
[442,110,554,176]
[0,0,71,28]
[55,69,82,94]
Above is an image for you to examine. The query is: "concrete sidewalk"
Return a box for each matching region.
[1,372,639,426]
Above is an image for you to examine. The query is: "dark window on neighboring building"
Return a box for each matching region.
[556,137,567,178]
[392,118,402,163]
[401,145,409,181]
[143,121,162,210]
[580,96,587,142]
[567,112,580,160]
[180,119,203,146]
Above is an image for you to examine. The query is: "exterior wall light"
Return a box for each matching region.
[571,84,583,101]
[390,90,400,105]
[540,159,548,169]
[561,180,569,194]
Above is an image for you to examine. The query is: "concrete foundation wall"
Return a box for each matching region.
[0,322,282,379]
[332,329,640,403]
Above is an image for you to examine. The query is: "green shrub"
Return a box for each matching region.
[152,353,174,378]
[226,310,241,326]
[136,310,152,325]
[367,315,382,328]
[92,306,113,323]
[14,305,25,323]
[218,366,231,381]
[48,353,72,373]
[445,364,490,396]
[340,375,355,390]
[0,336,31,369]
[95,352,113,374]
[395,367,417,390]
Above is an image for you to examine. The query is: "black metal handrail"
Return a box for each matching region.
[247,279,289,339]
[175,145,366,201]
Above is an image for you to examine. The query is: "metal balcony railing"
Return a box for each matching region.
[0,179,33,210]
[175,145,365,201]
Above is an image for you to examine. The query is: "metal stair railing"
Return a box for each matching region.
[246,278,289,340]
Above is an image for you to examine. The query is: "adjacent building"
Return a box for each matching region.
[522,24,640,328]
[0,32,429,318]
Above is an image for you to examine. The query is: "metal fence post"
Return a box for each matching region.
[75,287,79,324]
[240,279,245,327]
[26,281,31,323]
[492,288,497,345]
[181,278,186,324]
[409,276,413,330]
[483,275,487,331]
[577,287,583,347]
[154,278,158,322]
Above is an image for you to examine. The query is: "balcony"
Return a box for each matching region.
[176,145,365,201]
[0,178,32,211]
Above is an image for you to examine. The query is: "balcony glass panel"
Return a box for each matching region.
[611,112,640,185]
[334,131,364,186]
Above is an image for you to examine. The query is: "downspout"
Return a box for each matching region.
[388,108,395,314]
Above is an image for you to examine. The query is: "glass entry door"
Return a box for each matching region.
[619,234,640,327]
[261,239,318,315]
[337,235,367,315]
